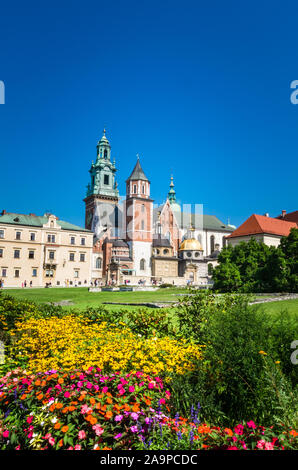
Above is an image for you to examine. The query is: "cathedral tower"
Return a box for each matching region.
[125,156,153,277]
[84,130,119,238]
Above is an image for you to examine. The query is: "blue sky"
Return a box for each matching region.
[0,0,297,228]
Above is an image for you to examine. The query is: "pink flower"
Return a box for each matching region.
[114,415,123,422]
[2,430,9,438]
[128,386,135,393]
[64,391,70,398]
[74,445,81,450]
[131,412,139,420]
[247,420,256,429]
[264,442,274,450]
[78,430,86,440]
[114,433,122,439]
[26,416,33,424]
[227,446,238,450]
[80,404,92,415]
[148,382,154,389]
[102,386,108,393]
[49,437,55,446]
[92,425,104,436]
[159,398,166,405]
[256,439,265,449]
[234,424,244,435]
[130,425,138,433]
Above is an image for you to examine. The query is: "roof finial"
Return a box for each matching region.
[103,127,106,135]
[136,153,140,161]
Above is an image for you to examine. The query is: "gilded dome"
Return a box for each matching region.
[179,238,203,251]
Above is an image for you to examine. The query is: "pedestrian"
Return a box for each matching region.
[30,280,32,288]
[24,280,27,288]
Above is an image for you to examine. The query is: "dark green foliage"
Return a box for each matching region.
[213,228,298,293]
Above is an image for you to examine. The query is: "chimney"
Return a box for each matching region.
[1,210,7,215]
[281,210,286,218]
[264,213,269,217]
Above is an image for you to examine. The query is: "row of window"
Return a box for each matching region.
[0,230,86,245]
[0,249,86,262]
[1,268,38,278]
[0,268,85,279]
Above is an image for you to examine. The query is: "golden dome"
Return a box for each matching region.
[179,238,203,251]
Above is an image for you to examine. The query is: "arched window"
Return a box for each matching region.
[142,185,145,194]
[210,235,215,254]
[141,204,145,213]
[133,184,137,194]
[140,258,145,270]
[104,149,108,159]
[95,257,102,269]
[141,220,145,230]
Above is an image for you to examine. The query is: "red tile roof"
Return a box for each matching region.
[276,210,298,224]
[227,214,297,239]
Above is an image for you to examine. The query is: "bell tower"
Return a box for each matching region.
[84,130,119,239]
[125,156,153,277]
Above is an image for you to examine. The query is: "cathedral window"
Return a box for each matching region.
[104,174,109,185]
[95,257,102,269]
[210,235,215,253]
[133,184,137,194]
[140,258,146,270]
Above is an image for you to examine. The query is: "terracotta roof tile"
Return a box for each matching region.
[227,214,297,239]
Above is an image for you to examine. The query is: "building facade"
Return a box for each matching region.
[85,131,236,285]
[227,213,297,248]
[0,211,93,288]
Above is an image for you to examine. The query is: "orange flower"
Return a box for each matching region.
[290,430,298,437]
[49,404,56,412]
[68,406,76,412]
[124,404,130,412]
[35,380,41,386]
[58,378,64,384]
[106,397,113,405]
[58,439,63,447]
[20,394,27,400]
[197,425,211,434]
[90,416,97,425]
[105,411,113,419]
[54,422,61,430]
[41,380,46,387]
[62,407,69,414]
[224,428,233,436]
[37,394,43,401]
[96,403,101,410]
[56,403,63,409]
[90,397,96,405]
[132,404,140,413]
[144,399,151,406]
[61,425,69,433]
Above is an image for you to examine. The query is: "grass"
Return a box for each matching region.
[2,287,188,311]
[2,287,298,316]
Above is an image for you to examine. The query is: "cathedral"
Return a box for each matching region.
[84,131,235,286]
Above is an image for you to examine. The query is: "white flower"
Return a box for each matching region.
[51,417,57,424]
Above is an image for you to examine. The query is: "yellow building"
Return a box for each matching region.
[0,211,93,288]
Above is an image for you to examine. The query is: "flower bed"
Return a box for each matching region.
[0,368,297,450]
[8,316,201,376]
[0,367,171,450]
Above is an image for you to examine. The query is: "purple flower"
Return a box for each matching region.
[114,415,123,422]
[114,433,122,439]
[130,412,139,421]
[130,425,138,433]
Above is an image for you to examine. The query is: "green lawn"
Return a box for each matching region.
[253,298,298,316]
[2,287,188,311]
[3,287,298,318]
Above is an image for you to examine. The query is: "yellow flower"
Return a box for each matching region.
[259,350,267,355]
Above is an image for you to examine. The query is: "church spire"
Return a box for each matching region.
[168,175,176,203]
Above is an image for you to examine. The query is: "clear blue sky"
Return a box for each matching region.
[0,0,297,228]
